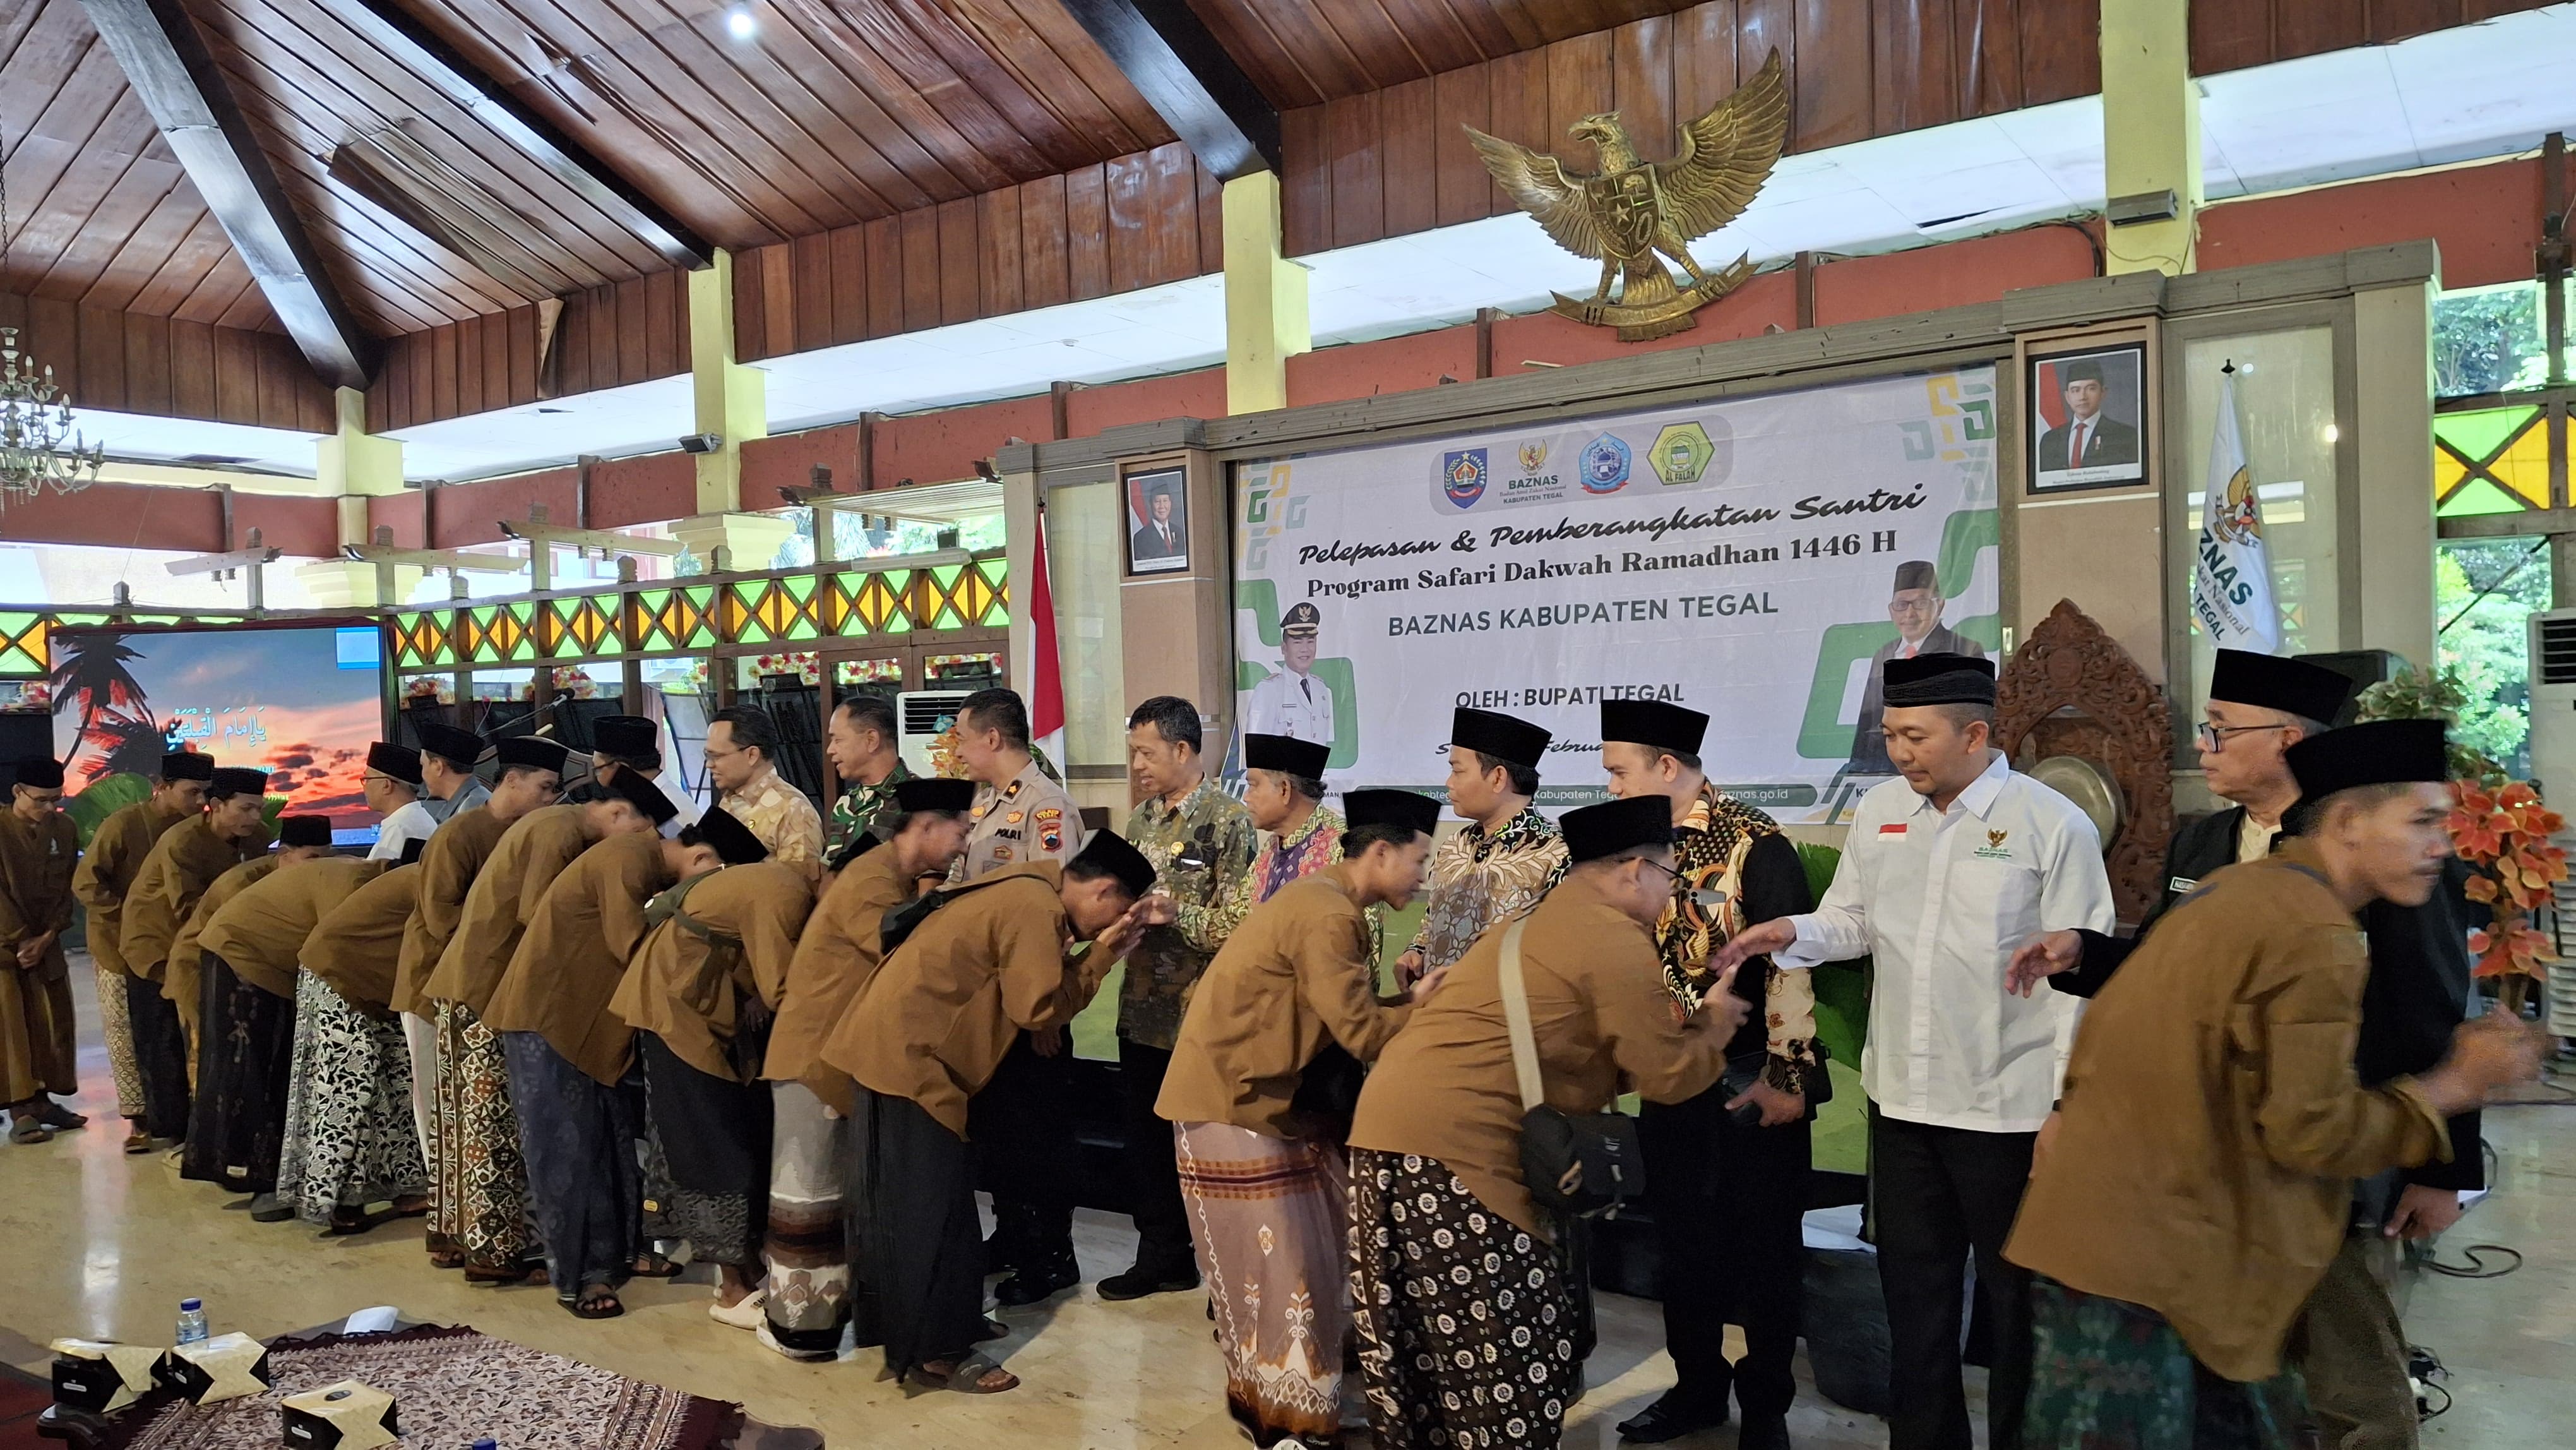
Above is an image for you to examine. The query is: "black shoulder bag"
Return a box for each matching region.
[1499,917,1645,1219]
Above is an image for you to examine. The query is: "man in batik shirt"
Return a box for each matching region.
[1228,734,1342,927]
[1107,696,1255,1301]
[1397,708,1566,983]
[1601,698,1819,1449]
[823,695,912,869]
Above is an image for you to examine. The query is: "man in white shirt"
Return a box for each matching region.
[1714,653,2114,1450]
[363,743,430,861]
[1243,602,1335,746]
[593,714,698,827]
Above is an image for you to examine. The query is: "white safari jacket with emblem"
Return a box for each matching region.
[1775,750,2116,1134]
[955,759,1086,882]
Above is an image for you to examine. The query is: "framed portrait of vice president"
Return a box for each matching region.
[2028,343,2149,493]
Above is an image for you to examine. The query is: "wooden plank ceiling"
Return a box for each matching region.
[0,0,2558,434]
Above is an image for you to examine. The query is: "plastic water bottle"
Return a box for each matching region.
[174,1298,208,1345]
[472,1439,498,1450]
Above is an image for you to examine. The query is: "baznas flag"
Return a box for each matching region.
[2191,367,2282,653]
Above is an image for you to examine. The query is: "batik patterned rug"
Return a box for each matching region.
[99,1326,742,1450]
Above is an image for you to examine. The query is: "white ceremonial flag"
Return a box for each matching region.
[2191,367,2281,653]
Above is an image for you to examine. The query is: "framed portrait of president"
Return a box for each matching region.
[2028,343,2149,493]
[1124,465,1190,576]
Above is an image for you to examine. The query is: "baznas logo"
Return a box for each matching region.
[1579,434,1633,494]
[1441,449,1489,508]
[1518,440,1549,472]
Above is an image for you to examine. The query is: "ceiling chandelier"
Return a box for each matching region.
[0,129,102,502]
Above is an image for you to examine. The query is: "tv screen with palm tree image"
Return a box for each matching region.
[50,621,390,849]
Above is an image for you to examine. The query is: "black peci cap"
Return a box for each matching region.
[1450,708,1551,770]
[1344,788,1441,838]
[494,736,569,774]
[2286,719,2448,808]
[366,742,423,786]
[277,815,333,849]
[1881,653,1996,708]
[1892,560,1938,593]
[13,758,64,790]
[2207,649,2356,726]
[592,716,660,762]
[1070,829,1157,897]
[602,766,677,825]
[1243,733,1329,779]
[162,752,215,782]
[684,806,769,866]
[1601,698,1709,756]
[412,722,484,772]
[1560,795,1673,863]
[893,777,975,814]
[210,767,270,798]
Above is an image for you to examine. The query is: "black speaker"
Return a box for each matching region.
[2294,649,2402,725]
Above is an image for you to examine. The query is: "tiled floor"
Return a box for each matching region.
[3,957,2566,1447]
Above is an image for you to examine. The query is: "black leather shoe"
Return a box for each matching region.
[991,1254,1079,1306]
[1614,1391,1729,1443]
[1735,1413,1792,1450]
[1095,1263,1200,1301]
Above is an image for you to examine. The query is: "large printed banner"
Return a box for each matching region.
[1232,366,2001,823]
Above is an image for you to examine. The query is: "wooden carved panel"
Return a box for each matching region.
[1994,598,2174,927]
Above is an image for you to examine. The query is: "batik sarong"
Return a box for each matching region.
[859,1087,986,1379]
[2024,1276,2307,1450]
[178,957,295,1192]
[1349,1148,1579,1450]
[503,1031,643,1295]
[96,958,145,1118]
[763,1080,862,1356]
[277,973,427,1225]
[637,1031,772,1267]
[1178,1120,1351,1447]
[433,1001,537,1273]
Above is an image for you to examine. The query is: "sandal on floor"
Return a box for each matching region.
[8,1119,50,1145]
[427,1249,466,1270]
[388,1196,429,1219]
[630,1252,683,1278]
[122,1126,153,1154]
[464,1263,549,1286]
[35,1103,87,1130]
[566,1287,624,1319]
[911,1351,1017,1394]
[325,1209,387,1237]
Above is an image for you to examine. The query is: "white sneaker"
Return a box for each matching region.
[709,1289,766,1330]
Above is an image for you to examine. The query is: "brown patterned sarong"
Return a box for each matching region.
[431,1001,537,1273]
[1177,1119,1352,1446]
[95,1325,740,1449]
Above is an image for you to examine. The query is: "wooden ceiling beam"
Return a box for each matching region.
[313,0,713,271]
[1057,0,1277,180]
[79,0,379,388]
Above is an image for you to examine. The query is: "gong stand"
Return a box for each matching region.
[1993,599,2176,928]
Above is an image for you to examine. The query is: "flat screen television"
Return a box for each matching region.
[51,620,389,848]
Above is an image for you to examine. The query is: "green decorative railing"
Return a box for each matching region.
[0,551,1010,682]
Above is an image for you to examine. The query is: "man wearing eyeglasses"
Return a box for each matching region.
[2010,649,2484,1450]
[1846,560,1986,777]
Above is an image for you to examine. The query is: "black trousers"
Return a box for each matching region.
[1116,1036,1193,1274]
[969,1032,1076,1269]
[125,973,191,1142]
[1868,1105,2036,1450]
[1638,1088,1811,1420]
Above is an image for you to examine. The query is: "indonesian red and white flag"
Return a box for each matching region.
[1027,517,1068,767]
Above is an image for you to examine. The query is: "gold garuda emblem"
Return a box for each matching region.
[1467,50,1788,342]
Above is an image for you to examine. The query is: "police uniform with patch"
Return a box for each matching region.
[956,759,1086,884]
[1244,602,1335,746]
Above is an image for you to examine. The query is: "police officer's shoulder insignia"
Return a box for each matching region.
[1036,806,1064,854]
